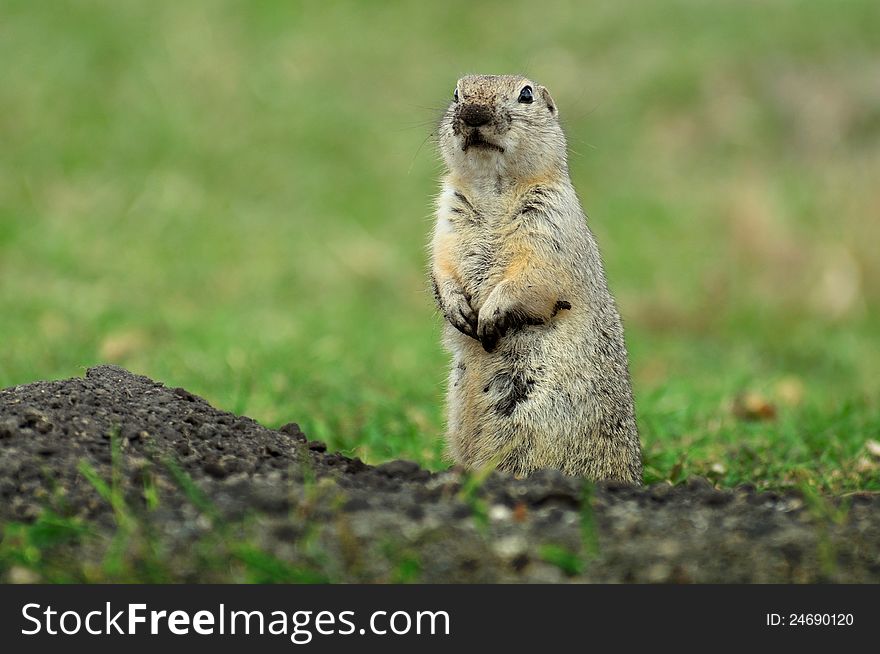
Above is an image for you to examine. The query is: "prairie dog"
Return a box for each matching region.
[429,74,642,483]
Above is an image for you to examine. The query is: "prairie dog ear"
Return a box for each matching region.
[539,86,557,116]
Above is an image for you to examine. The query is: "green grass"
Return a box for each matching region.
[1,0,879,493]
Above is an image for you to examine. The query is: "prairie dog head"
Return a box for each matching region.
[438,74,567,185]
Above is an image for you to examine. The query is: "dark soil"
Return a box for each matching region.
[1,365,878,582]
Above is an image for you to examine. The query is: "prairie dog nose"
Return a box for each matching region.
[460,103,492,127]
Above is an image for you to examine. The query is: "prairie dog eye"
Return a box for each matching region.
[453,88,459,102]
[518,85,534,104]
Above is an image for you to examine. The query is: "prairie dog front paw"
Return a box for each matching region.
[477,284,544,352]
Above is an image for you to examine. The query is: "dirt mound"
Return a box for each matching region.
[1,365,878,582]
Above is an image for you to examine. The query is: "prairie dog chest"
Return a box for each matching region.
[434,185,515,306]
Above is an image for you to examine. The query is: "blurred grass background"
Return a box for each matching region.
[1,0,878,491]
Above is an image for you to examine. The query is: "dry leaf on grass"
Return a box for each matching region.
[732,392,777,421]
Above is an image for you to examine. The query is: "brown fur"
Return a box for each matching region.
[429,74,642,483]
